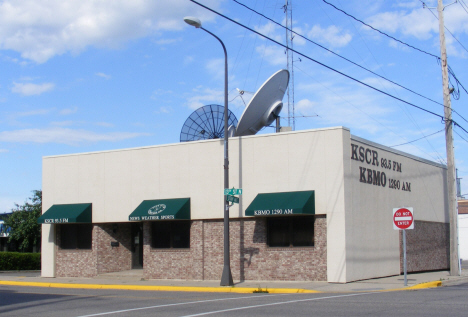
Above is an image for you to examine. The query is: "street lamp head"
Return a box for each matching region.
[184,16,202,28]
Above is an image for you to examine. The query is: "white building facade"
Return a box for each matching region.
[40,127,449,283]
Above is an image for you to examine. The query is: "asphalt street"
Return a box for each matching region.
[2,283,468,317]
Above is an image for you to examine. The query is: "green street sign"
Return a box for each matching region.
[224,188,243,195]
[226,195,239,204]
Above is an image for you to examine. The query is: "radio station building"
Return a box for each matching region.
[40,127,449,283]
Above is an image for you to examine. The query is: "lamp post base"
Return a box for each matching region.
[220,265,233,286]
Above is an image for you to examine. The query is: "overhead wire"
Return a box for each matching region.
[454,128,468,143]
[418,0,468,55]
[234,0,450,162]
[231,0,468,126]
[459,0,468,15]
[330,0,446,163]
[190,0,467,162]
[322,0,440,59]
[324,0,468,97]
[189,0,461,123]
[294,64,446,163]
[232,0,443,107]
[389,129,444,147]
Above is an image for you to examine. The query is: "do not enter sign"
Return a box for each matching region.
[393,207,414,230]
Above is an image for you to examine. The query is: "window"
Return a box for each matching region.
[267,216,314,247]
[59,224,93,250]
[151,221,190,249]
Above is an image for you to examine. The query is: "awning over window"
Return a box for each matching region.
[245,191,315,216]
[129,198,190,221]
[38,203,92,224]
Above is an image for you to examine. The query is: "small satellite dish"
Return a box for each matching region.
[235,69,289,137]
[180,104,238,142]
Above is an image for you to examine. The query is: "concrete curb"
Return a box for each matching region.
[0,280,320,294]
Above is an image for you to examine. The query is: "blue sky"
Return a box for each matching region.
[1,0,468,212]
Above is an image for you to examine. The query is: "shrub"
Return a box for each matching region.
[0,252,41,270]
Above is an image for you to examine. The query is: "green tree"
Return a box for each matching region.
[4,190,42,252]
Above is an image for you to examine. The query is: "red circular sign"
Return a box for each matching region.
[393,208,413,229]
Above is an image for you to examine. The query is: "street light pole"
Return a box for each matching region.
[184,17,233,286]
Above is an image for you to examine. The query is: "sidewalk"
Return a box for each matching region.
[1,269,468,294]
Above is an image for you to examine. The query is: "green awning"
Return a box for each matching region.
[245,191,315,216]
[129,198,190,221]
[38,203,92,224]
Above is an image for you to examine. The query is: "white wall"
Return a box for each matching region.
[344,136,448,282]
[459,214,468,260]
[42,127,447,282]
[42,127,349,280]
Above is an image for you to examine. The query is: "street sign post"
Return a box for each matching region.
[393,207,414,286]
[226,195,239,204]
[224,188,242,195]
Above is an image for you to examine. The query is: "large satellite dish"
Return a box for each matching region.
[180,104,238,142]
[235,69,289,137]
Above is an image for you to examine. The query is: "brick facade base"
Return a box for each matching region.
[143,215,327,281]
[55,223,132,278]
[55,216,327,281]
[399,220,450,273]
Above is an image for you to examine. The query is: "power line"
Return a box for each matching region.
[231,0,446,109]
[322,0,440,59]
[454,128,468,144]
[419,0,468,55]
[190,0,468,136]
[458,0,468,15]
[191,1,449,119]
[324,0,468,97]
[231,0,468,134]
[294,64,446,163]
[389,129,444,147]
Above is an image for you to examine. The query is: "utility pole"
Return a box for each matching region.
[437,0,459,276]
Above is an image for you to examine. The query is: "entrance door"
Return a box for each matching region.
[131,223,143,269]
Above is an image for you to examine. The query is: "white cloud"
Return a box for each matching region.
[362,76,403,91]
[307,25,352,47]
[296,81,393,134]
[206,58,224,79]
[60,107,78,115]
[155,37,181,45]
[292,26,306,46]
[96,72,111,80]
[95,122,114,128]
[296,99,318,113]
[186,87,223,110]
[155,106,172,114]
[11,82,55,96]
[14,109,51,117]
[184,56,194,64]
[255,45,285,66]
[0,127,149,145]
[51,121,74,126]
[0,149,8,153]
[0,0,219,63]
[254,22,282,42]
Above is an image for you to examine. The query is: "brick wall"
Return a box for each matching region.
[400,220,449,273]
[55,223,133,277]
[143,221,204,280]
[95,223,132,274]
[143,215,327,281]
[55,216,327,281]
[55,225,97,277]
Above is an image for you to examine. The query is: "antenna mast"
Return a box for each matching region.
[285,0,295,130]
